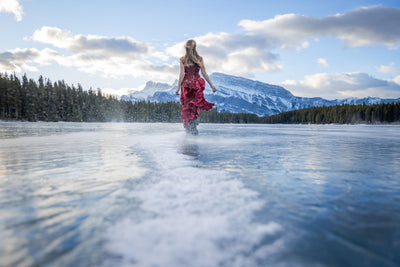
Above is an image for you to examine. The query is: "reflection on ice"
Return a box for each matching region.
[180,136,199,158]
[0,123,399,267]
[104,131,283,267]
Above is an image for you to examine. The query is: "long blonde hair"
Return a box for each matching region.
[184,39,201,66]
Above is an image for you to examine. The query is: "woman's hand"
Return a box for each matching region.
[212,86,217,93]
[175,89,180,95]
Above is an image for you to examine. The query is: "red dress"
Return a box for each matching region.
[179,57,214,128]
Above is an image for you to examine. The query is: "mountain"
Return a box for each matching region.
[122,80,177,102]
[121,72,400,117]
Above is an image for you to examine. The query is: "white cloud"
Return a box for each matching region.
[0,27,180,80]
[0,48,55,73]
[166,32,282,77]
[32,26,150,59]
[281,72,400,99]
[317,58,329,67]
[377,62,397,74]
[239,6,400,49]
[165,5,400,78]
[3,5,400,92]
[0,0,23,21]
[22,26,179,79]
[393,75,400,85]
[51,52,178,79]
[31,27,73,48]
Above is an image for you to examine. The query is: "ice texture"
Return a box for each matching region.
[0,122,399,267]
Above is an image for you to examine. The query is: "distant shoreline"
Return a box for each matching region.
[1,120,400,126]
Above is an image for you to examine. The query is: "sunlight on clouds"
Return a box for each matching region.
[0,47,66,73]
[238,6,400,49]
[27,26,179,79]
[53,53,178,79]
[303,73,332,88]
[32,26,150,59]
[161,5,400,79]
[2,5,400,96]
[239,14,317,50]
[1,26,179,81]
[0,0,23,21]
[0,48,39,72]
[317,58,329,67]
[151,51,170,61]
[166,31,282,77]
[393,75,400,85]
[297,41,309,50]
[224,47,281,75]
[282,72,400,99]
[32,27,73,48]
[280,79,297,86]
[336,87,400,99]
[377,63,397,74]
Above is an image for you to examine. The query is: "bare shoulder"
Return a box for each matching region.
[199,56,205,66]
[180,57,185,63]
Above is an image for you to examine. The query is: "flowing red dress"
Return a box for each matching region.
[179,57,214,128]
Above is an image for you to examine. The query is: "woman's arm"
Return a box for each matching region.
[175,58,185,95]
[200,58,217,93]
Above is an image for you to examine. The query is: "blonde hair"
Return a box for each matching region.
[184,39,201,66]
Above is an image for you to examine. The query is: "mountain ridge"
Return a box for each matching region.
[121,72,400,116]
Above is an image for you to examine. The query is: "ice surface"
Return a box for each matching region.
[0,122,399,267]
[103,132,283,267]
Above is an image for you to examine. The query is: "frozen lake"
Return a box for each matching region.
[0,122,399,267]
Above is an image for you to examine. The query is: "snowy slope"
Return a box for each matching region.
[121,72,400,116]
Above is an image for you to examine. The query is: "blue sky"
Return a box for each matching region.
[1,0,400,100]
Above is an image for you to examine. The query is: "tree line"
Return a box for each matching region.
[1,73,399,124]
[260,103,400,124]
[0,73,182,122]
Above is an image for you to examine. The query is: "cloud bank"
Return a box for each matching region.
[0,27,179,81]
[167,5,400,78]
[0,0,23,21]
[239,5,400,49]
[31,26,150,59]
[0,48,58,72]
[1,5,399,99]
[31,26,178,78]
[282,72,400,99]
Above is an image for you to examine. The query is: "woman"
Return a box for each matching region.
[175,39,217,135]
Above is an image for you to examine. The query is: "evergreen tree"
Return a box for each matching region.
[0,73,8,119]
[1,72,400,124]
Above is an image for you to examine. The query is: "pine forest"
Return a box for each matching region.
[1,73,399,124]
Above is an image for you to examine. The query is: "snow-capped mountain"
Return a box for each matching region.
[123,80,177,101]
[121,72,400,116]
